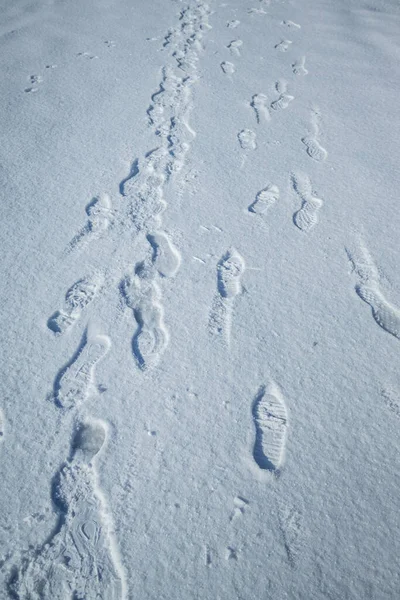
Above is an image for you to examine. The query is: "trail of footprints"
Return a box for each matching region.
[15,5,216,597]
[17,0,346,590]
[24,40,116,94]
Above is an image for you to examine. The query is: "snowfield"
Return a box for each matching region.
[1,0,400,598]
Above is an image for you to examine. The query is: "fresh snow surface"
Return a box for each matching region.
[1,0,400,598]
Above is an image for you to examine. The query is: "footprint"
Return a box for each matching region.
[274,40,292,52]
[121,271,168,370]
[25,74,43,92]
[228,39,243,56]
[281,20,301,29]
[104,40,116,48]
[292,56,308,76]
[67,193,113,254]
[346,244,379,285]
[77,51,98,59]
[248,7,267,15]
[221,61,236,74]
[252,384,288,474]
[290,170,312,199]
[271,93,294,111]
[293,197,323,231]
[278,503,303,568]
[291,172,323,232]
[249,184,279,214]
[251,94,270,123]
[302,136,327,162]
[356,284,400,340]
[147,231,181,278]
[204,545,212,567]
[238,129,257,150]
[302,107,327,161]
[47,273,103,335]
[229,496,249,522]
[217,248,246,298]
[29,74,43,84]
[8,418,127,599]
[52,332,110,409]
[122,150,168,233]
[70,419,107,464]
[225,547,239,561]
[209,249,245,343]
[227,19,240,28]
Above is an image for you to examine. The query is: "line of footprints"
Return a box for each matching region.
[219,11,327,230]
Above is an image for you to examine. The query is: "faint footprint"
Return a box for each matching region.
[47,272,104,335]
[278,503,303,568]
[77,52,98,60]
[345,242,379,285]
[147,231,181,278]
[8,418,127,599]
[227,19,240,28]
[302,107,327,161]
[217,248,246,298]
[248,7,267,15]
[67,193,114,254]
[252,384,288,474]
[238,129,257,150]
[221,61,236,74]
[356,285,400,340]
[24,75,43,94]
[209,249,245,343]
[229,496,249,522]
[51,331,110,409]
[225,547,239,561]
[292,56,308,76]
[281,20,301,29]
[249,184,279,214]
[275,40,292,52]
[104,40,116,47]
[271,92,294,111]
[251,94,270,123]
[291,172,323,232]
[347,243,400,340]
[228,39,243,56]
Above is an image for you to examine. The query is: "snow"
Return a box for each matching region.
[1,0,400,598]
